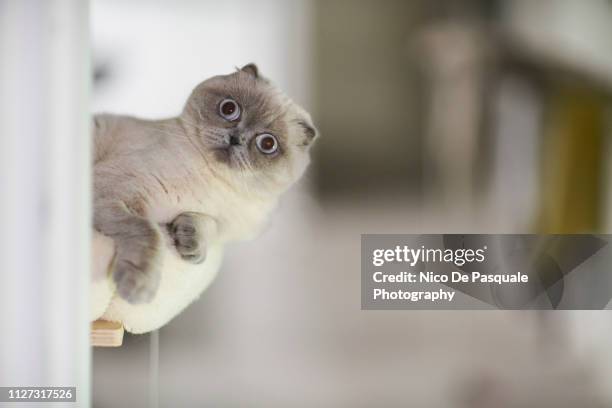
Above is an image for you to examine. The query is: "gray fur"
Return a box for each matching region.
[94,201,163,303]
[168,212,215,264]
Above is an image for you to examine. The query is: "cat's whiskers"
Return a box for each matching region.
[156,118,220,148]
[179,118,229,146]
[138,124,188,140]
[202,132,228,149]
[233,148,269,197]
[228,153,246,190]
[179,117,206,132]
[238,150,256,175]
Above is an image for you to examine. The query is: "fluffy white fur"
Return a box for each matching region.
[91,229,223,334]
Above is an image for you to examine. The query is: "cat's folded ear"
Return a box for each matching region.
[240,63,259,78]
[297,120,318,147]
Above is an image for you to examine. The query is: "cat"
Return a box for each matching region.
[93,64,317,304]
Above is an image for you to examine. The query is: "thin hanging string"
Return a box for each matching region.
[149,329,159,408]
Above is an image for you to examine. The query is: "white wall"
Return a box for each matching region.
[92,0,313,119]
[0,0,90,406]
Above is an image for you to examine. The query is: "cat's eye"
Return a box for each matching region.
[219,98,241,121]
[255,133,278,155]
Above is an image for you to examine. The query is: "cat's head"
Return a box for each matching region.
[181,64,318,194]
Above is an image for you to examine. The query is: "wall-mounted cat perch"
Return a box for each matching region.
[91,320,124,347]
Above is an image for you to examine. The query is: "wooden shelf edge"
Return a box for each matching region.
[91,319,124,347]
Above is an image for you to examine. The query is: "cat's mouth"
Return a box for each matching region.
[212,146,232,163]
[211,145,253,173]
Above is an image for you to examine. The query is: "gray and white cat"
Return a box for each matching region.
[94,64,317,304]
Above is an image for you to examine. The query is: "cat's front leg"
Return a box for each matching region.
[95,201,162,304]
[168,212,216,264]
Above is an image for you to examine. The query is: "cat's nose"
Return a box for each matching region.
[229,135,241,146]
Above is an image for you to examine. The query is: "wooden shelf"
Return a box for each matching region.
[91,320,124,347]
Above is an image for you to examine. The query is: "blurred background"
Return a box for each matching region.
[91,0,612,407]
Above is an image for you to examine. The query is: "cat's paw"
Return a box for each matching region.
[112,228,162,304]
[113,256,161,304]
[169,213,207,264]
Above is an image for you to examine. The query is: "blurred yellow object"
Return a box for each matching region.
[538,85,606,233]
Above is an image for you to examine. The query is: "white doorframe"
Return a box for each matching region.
[0,0,91,406]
